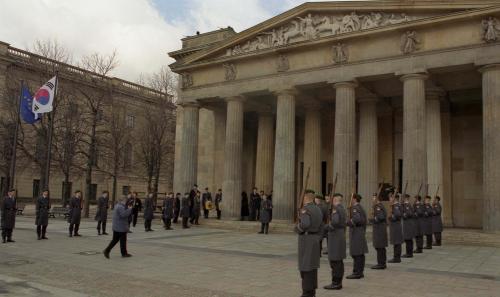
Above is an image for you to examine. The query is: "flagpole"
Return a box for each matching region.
[8,80,23,193]
[43,71,58,191]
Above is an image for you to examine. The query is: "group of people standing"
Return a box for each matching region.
[240,188,274,234]
[296,189,443,297]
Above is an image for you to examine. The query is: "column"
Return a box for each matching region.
[272,89,296,220]
[212,108,226,191]
[303,101,322,193]
[480,64,500,231]
[333,82,357,197]
[358,95,378,210]
[179,103,200,193]
[401,73,428,195]
[222,96,245,219]
[255,112,274,194]
[426,88,444,198]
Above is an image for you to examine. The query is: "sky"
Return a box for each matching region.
[0,0,327,82]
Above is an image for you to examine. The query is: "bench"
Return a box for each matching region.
[16,204,25,215]
[49,207,69,219]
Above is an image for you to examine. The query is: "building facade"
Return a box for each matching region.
[169,1,500,231]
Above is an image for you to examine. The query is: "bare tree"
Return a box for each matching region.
[137,65,178,103]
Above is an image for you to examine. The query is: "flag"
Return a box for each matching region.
[32,75,57,114]
[20,85,41,124]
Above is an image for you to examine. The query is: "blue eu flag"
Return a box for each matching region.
[20,85,41,124]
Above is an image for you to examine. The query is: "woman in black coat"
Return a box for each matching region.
[259,194,273,234]
[240,191,249,221]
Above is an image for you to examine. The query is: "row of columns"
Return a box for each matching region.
[177,64,500,230]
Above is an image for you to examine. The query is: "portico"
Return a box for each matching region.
[169,1,500,230]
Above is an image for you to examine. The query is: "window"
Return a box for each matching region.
[62,181,72,204]
[33,179,40,198]
[123,143,132,169]
[122,186,130,196]
[125,114,135,128]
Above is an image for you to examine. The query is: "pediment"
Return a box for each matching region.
[173,1,499,69]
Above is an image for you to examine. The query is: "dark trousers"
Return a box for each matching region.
[105,231,127,256]
[69,223,80,235]
[97,221,106,234]
[300,269,317,297]
[376,248,387,265]
[249,209,256,221]
[190,214,199,224]
[163,218,172,229]
[36,225,47,238]
[182,217,189,228]
[144,219,152,230]
[329,260,344,285]
[203,209,209,218]
[132,212,139,227]
[260,223,269,234]
[434,232,442,245]
[256,208,260,221]
[404,240,414,256]
[393,244,402,260]
[173,211,179,223]
[415,236,424,251]
[2,228,13,240]
[425,234,433,248]
[352,254,365,276]
[216,209,221,220]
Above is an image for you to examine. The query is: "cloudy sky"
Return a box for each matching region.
[0,0,327,82]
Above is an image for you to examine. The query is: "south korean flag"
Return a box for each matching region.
[32,76,57,114]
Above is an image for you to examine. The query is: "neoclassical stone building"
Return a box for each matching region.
[170,1,500,231]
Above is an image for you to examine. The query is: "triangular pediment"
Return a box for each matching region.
[171,1,500,69]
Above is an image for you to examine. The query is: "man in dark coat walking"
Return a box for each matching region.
[423,196,434,249]
[173,193,181,223]
[95,191,110,235]
[432,196,443,246]
[180,193,190,228]
[162,192,174,230]
[249,188,261,221]
[323,193,346,290]
[201,188,212,219]
[143,193,155,232]
[35,189,51,240]
[402,194,415,258]
[388,193,403,263]
[413,195,425,253]
[189,184,198,222]
[258,194,273,234]
[370,193,388,269]
[103,196,133,258]
[131,192,142,228]
[68,190,83,237]
[346,194,368,279]
[215,189,222,220]
[1,189,17,243]
[190,191,201,225]
[295,192,323,297]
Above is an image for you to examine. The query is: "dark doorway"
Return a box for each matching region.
[321,161,327,195]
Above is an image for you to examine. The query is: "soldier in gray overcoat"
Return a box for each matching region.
[402,194,415,258]
[388,193,403,263]
[1,189,17,243]
[314,194,329,256]
[68,190,83,237]
[143,193,155,232]
[162,192,174,230]
[35,189,51,240]
[95,191,110,235]
[258,194,273,234]
[346,194,368,279]
[295,192,323,297]
[413,195,424,253]
[432,196,443,246]
[423,196,434,249]
[180,193,190,229]
[323,193,346,291]
[370,193,388,269]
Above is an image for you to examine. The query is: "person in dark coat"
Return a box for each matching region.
[402,194,415,258]
[258,194,273,234]
[131,192,142,228]
[189,184,198,222]
[1,189,17,243]
[314,194,328,256]
[180,193,190,229]
[103,196,133,258]
[423,196,434,249]
[295,192,323,297]
[143,193,155,232]
[346,194,368,279]
[162,192,174,230]
[215,189,222,220]
[413,195,424,253]
[323,193,346,290]
[432,196,443,246]
[190,191,201,225]
[240,191,250,220]
[249,188,261,221]
[35,189,51,240]
[95,191,110,235]
[388,193,403,263]
[201,187,212,219]
[370,193,388,269]
[173,193,181,223]
[68,190,83,237]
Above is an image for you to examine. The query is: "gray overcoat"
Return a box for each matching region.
[35,196,50,226]
[296,202,322,272]
[327,204,347,261]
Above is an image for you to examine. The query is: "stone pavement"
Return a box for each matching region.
[1,216,500,297]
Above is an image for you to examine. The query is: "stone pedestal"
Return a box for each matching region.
[222,97,245,219]
[303,102,322,193]
[480,64,500,231]
[179,103,200,193]
[333,82,357,197]
[272,89,296,220]
[401,74,428,195]
[358,96,378,209]
[426,88,444,198]
[255,112,274,194]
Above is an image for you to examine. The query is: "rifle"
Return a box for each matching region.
[296,167,311,221]
[433,184,440,206]
[328,173,338,218]
[425,184,429,197]
[416,183,423,198]
[389,184,400,218]
[402,181,408,202]
[373,179,385,218]
[348,185,356,219]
